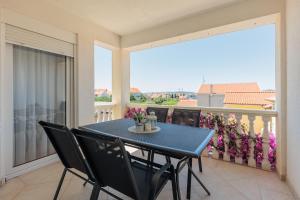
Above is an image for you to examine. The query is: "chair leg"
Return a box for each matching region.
[188,165,210,195]
[170,168,178,200]
[90,185,101,200]
[54,168,67,200]
[186,158,192,199]
[198,156,202,172]
[150,151,154,162]
[175,170,181,200]
[141,149,145,157]
[165,156,171,164]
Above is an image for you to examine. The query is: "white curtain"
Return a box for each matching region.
[13,45,69,166]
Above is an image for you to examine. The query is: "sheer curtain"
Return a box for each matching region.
[13,45,69,166]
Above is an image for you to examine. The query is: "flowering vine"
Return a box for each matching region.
[239,123,250,163]
[226,117,239,159]
[198,112,276,169]
[268,133,276,169]
[254,135,263,167]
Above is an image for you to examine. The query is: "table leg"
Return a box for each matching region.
[166,156,171,163]
[186,158,192,199]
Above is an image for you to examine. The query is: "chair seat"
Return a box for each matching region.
[131,161,170,200]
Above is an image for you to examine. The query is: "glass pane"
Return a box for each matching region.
[13,45,67,166]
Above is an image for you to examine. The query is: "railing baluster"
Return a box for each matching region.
[100,111,104,122]
[248,114,256,167]
[262,116,271,170]
[223,112,230,161]
[103,109,107,122]
[235,113,243,164]
[108,108,112,121]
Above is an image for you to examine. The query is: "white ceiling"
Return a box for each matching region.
[44,0,244,35]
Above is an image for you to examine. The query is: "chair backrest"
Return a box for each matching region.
[146,107,169,123]
[72,128,141,199]
[171,109,200,127]
[38,121,88,174]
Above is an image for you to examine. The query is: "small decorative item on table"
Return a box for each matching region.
[133,109,146,132]
[148,111,157,130]
[128,108,160,134]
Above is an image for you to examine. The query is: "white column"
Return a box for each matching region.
[112,49,130,119]
[76,35,95,126]
[0,22,6,184]
[287,0,300,194]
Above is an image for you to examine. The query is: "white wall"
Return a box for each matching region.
[286,0,300,197]
[0,0,121,126]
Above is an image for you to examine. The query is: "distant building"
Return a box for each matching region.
[177,99,198,107]
[130,87,143,100]
[130,87,141,93]
[197,83,275,110]
[94,88,111,97]
[198,82,260,94]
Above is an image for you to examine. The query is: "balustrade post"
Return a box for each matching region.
[104,109,109,121]
[223,113,230,161]
[262,116,271,170]
[99,110,104,122]
[94,111,98,123]
[235,114,243,164]
[199,112,208,157]
[108,108,113,120]
[248,114,256,167]
[212,113,219,159]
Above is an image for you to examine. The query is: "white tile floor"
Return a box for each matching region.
[0,152,296,200]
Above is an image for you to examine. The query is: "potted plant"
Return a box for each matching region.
[132,108,146,132]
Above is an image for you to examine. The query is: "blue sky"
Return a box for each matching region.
[95,24,275,93]
[94,46,112,90]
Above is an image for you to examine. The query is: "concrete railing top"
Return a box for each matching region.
[127,103,278,117]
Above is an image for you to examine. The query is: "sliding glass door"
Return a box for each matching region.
[4,44,74,176]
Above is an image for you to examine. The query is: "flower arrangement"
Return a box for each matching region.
[125,107,146,124]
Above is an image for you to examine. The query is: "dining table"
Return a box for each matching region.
[80,118,215,199]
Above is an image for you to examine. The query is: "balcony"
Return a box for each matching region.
[0,0,299,199]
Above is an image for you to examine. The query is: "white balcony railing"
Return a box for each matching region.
[127,103,278,171]
[94,102,115,122]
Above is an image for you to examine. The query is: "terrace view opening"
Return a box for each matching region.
[129,24,276,111]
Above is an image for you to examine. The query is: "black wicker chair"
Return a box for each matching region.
[38,121,95,200]
[171,109,202,172]
[72,128,178,200]
[146,107,169,123]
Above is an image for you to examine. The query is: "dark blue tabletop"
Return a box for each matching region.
[80,119,214,158]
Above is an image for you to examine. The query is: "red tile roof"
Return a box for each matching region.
[94,88,111,96]
[224,92,275,106]
[130,87,141,93]
[177,99,198,107]
[198,83,260,94]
